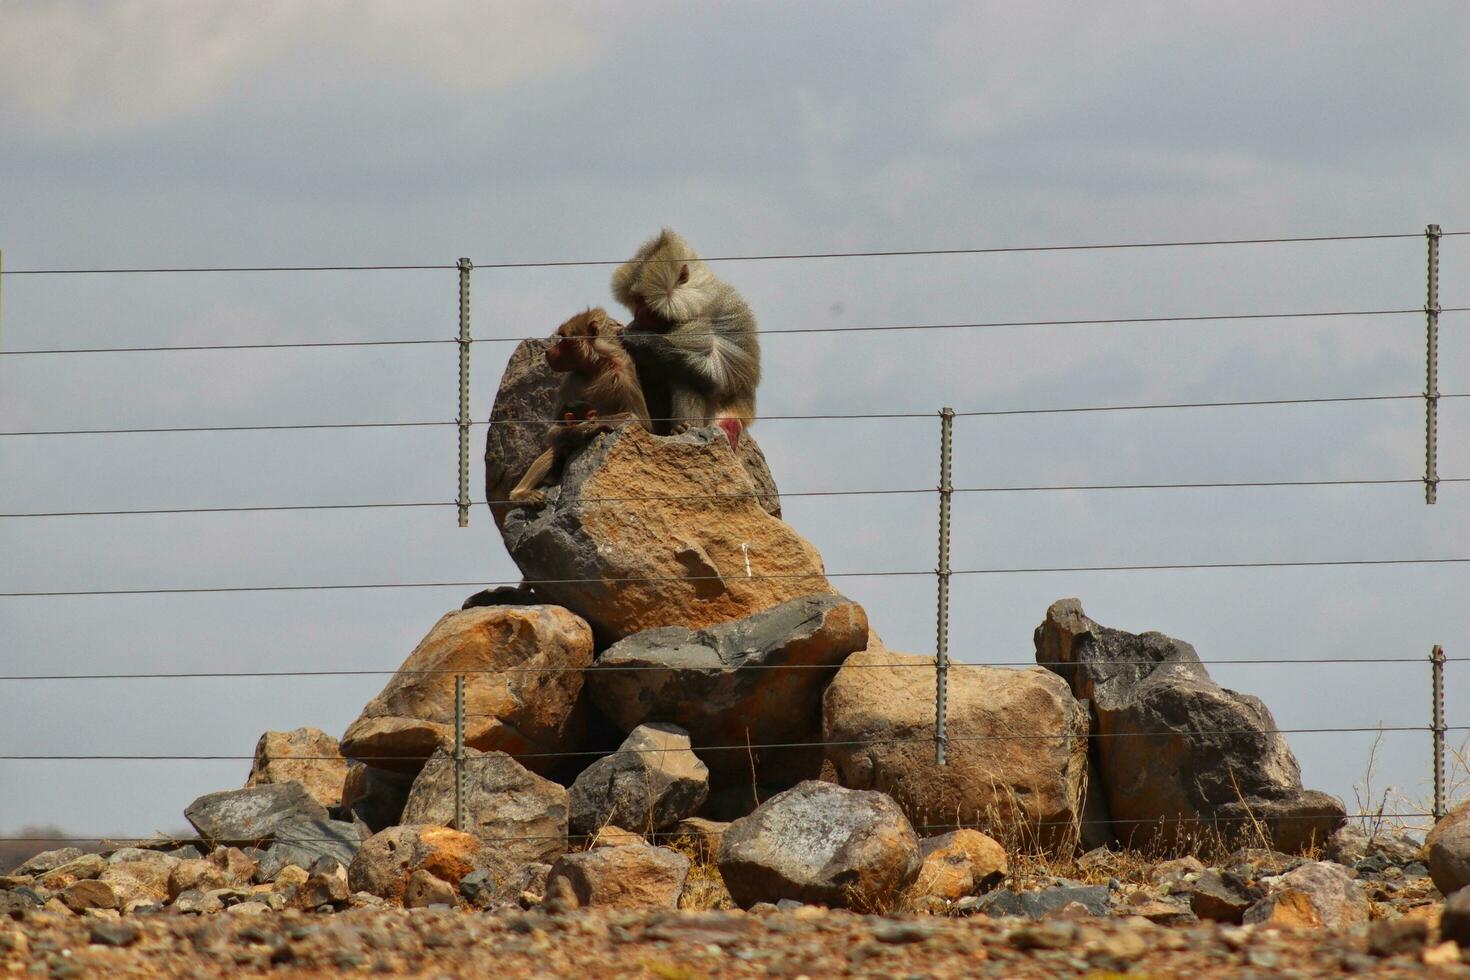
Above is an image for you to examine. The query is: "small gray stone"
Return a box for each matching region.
[0,891,40,920]
[184,783,328,845]
[872,920,935,943]
[1440,887,1470,946]
[977,885,1110,919]
[252,818,365,882]
[13,848,85,876]
[170,889,223,915]
[88,921,138,947]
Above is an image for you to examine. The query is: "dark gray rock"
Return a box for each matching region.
[975,885,1110,918]
[570,723,709,835]
[484,337,780,531]
[184,783,329,846]
[13,848,85,876]
[339,763,415,833]
[0,890,39,920]
[1441,887,1470,946]
[458,869,496,907]
[1188,870,1261,924]
[252,818,365,882]
[401,746,568,880]
[1034,598,1345,852]
[590,594,868,788]
[716,781,921,911]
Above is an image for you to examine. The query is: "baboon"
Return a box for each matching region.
[507,308,651,507]
[611,228,761,449]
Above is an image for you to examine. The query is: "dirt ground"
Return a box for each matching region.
[4,903,1468,979]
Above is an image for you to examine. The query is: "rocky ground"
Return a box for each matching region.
[3,900,1467,978]
[5,830,1469,978]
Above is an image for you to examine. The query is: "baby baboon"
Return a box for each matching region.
[507,308,651,508]
[611,228,761,449]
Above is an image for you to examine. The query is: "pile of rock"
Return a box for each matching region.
[11,344,1462,926]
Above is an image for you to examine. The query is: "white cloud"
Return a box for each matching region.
[0,0,595,138]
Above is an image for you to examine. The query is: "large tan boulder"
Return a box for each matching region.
[245,728,349,810]
[822,640,1088,846]
[340,605,593,774]
[501,424,826,641]
[484,337,781,532]
[1427,801,1470,897]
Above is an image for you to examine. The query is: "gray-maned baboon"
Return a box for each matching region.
[611,228,761,449]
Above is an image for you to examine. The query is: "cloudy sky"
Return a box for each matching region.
[1,0,1467,842]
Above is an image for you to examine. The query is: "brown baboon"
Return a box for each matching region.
[507,308,651,508]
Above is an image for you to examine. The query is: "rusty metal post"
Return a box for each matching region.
[454,674,466,831]
[457,258,473,526]
[1425,225,1440,505]
[1432,645,1446,821]
[935,407,954,766]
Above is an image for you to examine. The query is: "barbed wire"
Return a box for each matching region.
[1,230,1456,280]
[2,558,1458,599]
[8,305,1467,356]
[5,392,1463,438]
[4,477,1467,520]
[6,724,1462,763]
[1,556,1466,599]
[0,809,1445,846]
[2,654,1463,683]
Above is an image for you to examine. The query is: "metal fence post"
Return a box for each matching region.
[457,258,474,526]
[935,407,954,766]
[454,674,466,831]
[1432,645,1446,821]
[1425,225,1440,506]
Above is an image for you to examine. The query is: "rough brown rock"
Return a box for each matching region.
[669,818,729,862]
[167,860,233,900]
[296,857,350,909]
[545,844,690,911]
[913,830,1008,901]
[403,869,459,909]
[1035,598,1345,851]
[717,781,922,911]
[1427,801,1470,898]
[245,728,349,810]
[39,854,106,890]
[484,336,781,532]
[340,605,593,775]
[346,825,493,904]
[822,642,1088,845]
[57,879,117,913]
[1243,861,1368,931]
[97,861,171,907]
[589,826,645,849]
[502,424,825,641]
[591,595,868,791]
[400,746,568,879]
